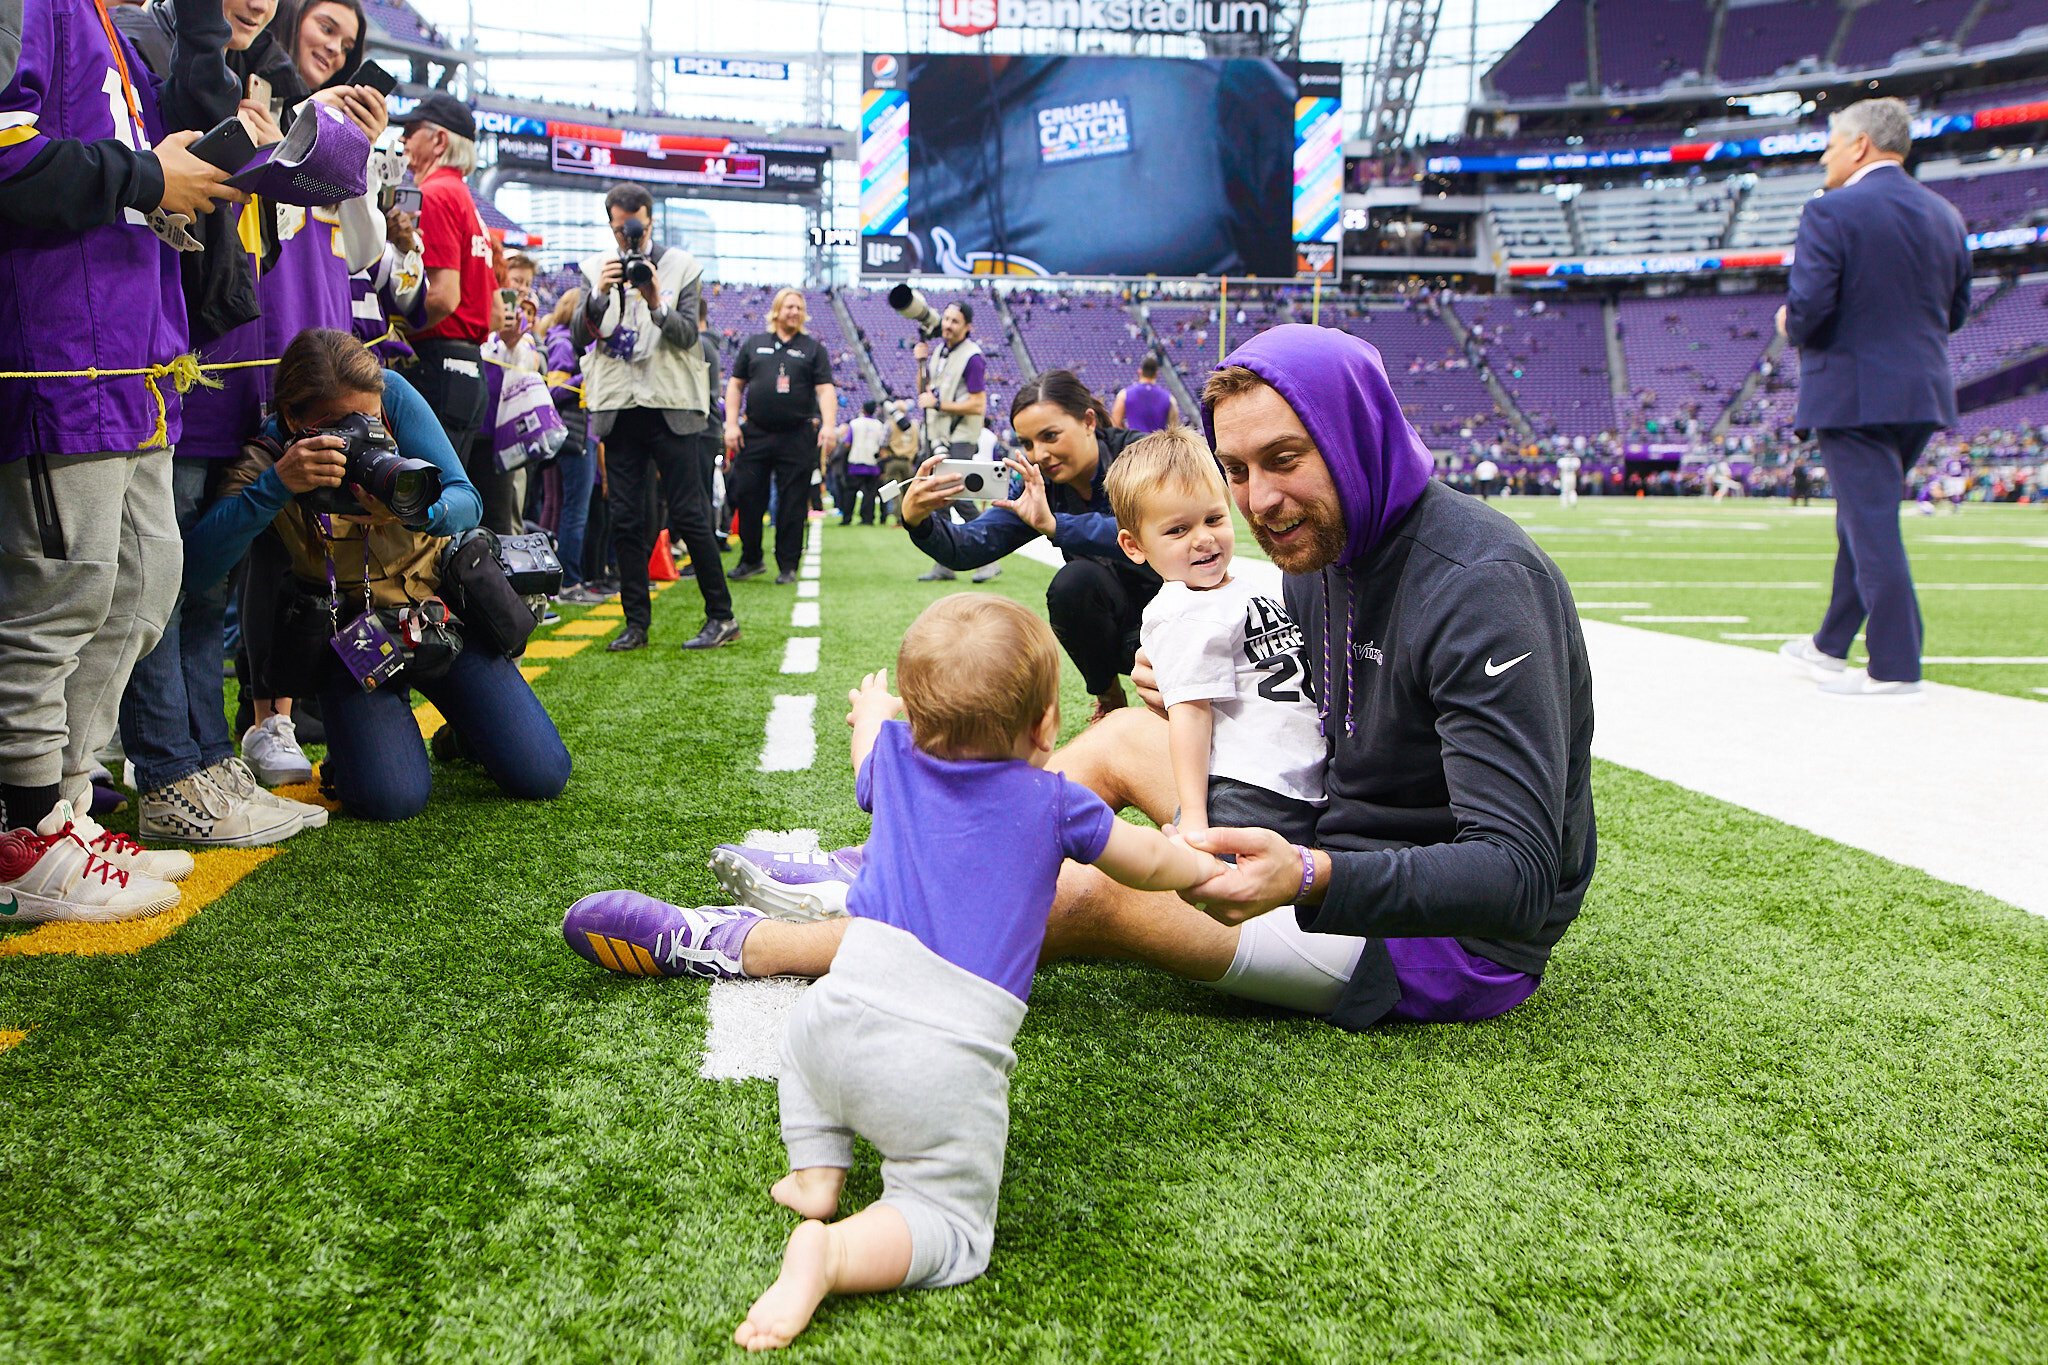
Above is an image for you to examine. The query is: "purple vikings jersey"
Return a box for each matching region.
[0,0,188,462]
[179,205,354,459]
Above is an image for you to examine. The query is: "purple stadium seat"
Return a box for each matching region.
[1716,0,1844,84]
[1835,0,1976,69]
[1594,0,1714,94]
[1455,298,1616,437]
[1949,279,2048,386]
[1927,163,2048,233]
[1965,0,2048,49]
[1614,294,1782,436]
[1487,1,1592,103]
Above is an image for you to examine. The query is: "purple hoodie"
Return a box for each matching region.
[1202,323,1432,567]
[1203,324,1435,736]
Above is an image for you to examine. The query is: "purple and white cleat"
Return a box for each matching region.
[562,891,761,979]
[707,843,863,922]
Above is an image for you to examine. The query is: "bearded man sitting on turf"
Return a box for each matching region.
[578,325,1597,1033]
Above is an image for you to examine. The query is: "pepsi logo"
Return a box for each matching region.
[870,55,899,82]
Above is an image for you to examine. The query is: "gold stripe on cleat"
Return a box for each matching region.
[584,931,625,972]
[630,943,662,976]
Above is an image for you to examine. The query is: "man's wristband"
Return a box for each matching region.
[1293,844,1316,903]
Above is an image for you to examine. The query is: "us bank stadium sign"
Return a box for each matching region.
[939,0,1271,38]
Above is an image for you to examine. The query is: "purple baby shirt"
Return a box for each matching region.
[851,720,1116,1001]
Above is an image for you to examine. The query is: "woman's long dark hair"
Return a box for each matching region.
[275,328,384,430]
[1009,369,1112,432]
[269,0,371,91]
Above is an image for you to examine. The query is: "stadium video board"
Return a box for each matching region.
[494,121,830,197]
[860,54,1341,277]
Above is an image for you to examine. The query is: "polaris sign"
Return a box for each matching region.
[938,0,1271,38]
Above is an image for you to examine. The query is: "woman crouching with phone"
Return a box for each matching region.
[188,329,572,821]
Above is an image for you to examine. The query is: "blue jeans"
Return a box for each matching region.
[316,643,571,822]
[119,457,233,792]
[555,449,594,588]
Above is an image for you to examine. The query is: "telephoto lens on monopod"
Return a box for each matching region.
[888,283,944,339]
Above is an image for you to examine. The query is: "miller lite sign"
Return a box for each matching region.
[940,0,998,35]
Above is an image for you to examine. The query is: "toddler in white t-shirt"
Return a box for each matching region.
[1105,426,1327,846]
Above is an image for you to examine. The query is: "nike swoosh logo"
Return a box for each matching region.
[1485,653,1532,677]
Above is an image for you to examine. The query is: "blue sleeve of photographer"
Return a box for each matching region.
[904,502,1043,570]
[382,371,483,539]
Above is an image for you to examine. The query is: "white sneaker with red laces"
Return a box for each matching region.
[0,823,182,924]
[36,799,194,882]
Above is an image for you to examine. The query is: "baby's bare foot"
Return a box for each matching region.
[771,1168,843,1220]
[734,1220,833,1352]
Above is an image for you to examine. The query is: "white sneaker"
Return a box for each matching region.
[139,769,301,847]
[0,822,181,923]
[1817,671,1926,700]
[35,799,194,882]
[207,756,328,831]
[1779,636,1847,681]
[241,714,313,787]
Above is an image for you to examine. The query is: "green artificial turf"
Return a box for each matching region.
[2,512,2045,1363]
[1499,498,2048,702]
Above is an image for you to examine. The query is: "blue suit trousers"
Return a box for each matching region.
[1813,424,1937,682]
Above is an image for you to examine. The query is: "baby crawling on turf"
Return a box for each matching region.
[736,593,1226,1351]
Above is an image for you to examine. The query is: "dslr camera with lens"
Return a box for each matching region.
[618,217,655,291]
[296,412,443,529]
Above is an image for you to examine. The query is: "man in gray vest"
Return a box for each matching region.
[576,183,735,653]
[911,299,993,583]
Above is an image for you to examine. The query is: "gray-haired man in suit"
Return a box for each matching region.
[1775,97,1973,699]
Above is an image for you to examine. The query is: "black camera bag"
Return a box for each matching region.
[441,528,541,658]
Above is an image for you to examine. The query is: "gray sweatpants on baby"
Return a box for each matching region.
[778,917,1027,1290]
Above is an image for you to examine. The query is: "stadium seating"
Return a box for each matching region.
[1949,278,2048,384]
[1145,300,1285,404]
[1487,0,1591,102]
[836,287,921,401]
[363,0,443,48]
[1614,294,1782,434]
[1955,387,2048,435]
[1318,305,1518,442]
[1488,194,1576,259]
[1594,0,1714,94]
[1575,182,1735,255]
[1726,171,1823,249]
[1455,297,1617,436]
[1009,294,1151,396]
[1927,163,2048,232]
[1716,0,1843,84]
[1966,0,2048,50]
[1836,0,1975,69]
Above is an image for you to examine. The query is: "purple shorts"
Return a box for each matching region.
[1382,937,1540,1024]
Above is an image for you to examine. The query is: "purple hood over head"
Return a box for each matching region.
[1204,324,1432,566]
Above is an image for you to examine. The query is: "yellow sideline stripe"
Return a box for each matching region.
[519,665,549,682]
[588,603,623,619]
[523,638,590,658]
[0,847,283,961]
[550,618,612,638]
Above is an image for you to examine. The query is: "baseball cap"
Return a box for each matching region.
[402,91,476,143]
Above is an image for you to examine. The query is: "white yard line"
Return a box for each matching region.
[1011,539,1065,570]
[757,694,818,772]
[1584,621,2048,918]
[1576,581,2048,591]
[1723,633,1808,641]
[796,581,820,599]
[791,602,819,628]
[799,564,820,579]
[1574,602,1653,610]
[1623,615,1748,624]
[780,637,820,674]
[1920,657,2048,666]
[701,829,821,1081]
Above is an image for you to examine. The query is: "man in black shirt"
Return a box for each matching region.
[724,289,838,584]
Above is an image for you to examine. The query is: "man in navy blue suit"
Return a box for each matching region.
[1775,97,1973,699]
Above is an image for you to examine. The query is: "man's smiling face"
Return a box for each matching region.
[1211,381,1347,575]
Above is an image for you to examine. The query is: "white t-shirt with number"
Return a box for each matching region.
[1139,558,1327,806]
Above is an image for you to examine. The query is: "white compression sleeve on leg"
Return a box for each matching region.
[1210,911,1369,1017]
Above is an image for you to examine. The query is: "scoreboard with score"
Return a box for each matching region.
[547,122,766,189]
[493,119,829,197]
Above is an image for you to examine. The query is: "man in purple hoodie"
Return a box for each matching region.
[578,326,1596,1034]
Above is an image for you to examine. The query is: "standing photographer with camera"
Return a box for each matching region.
[187,328,569,822]
[891,288,989,582]
[573,183,729,652]
[725,288,837,586]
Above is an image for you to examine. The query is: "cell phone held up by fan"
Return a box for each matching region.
[188,115,261,174]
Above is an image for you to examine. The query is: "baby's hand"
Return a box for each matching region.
[846,669,903,728]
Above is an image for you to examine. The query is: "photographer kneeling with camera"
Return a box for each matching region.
[189,328,572,821]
